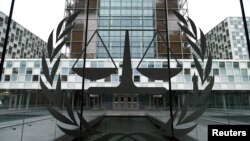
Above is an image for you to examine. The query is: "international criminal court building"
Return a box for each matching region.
[0,0,250,141]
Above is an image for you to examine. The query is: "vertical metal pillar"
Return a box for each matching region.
[0,0,15,80]
[79,0,90,139]
[164,0,175,139]
[240,0,250,59]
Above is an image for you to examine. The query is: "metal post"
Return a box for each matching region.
[0,0,15,80]
[240,0,250,59]
[164,0,175,139]
[79,0,90,140]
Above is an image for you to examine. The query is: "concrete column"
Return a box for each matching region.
[222,94,227,109]
[18,93,23,109]
[163,94,166,110]
[178,94,181,110]
[248,95,250,107]
[100,95,103,109]
[71,92,75,108]
[149,95,151,109]
[25,93,31,109]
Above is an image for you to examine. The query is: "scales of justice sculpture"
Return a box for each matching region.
[72,30,182,95]
[40,6,214,140]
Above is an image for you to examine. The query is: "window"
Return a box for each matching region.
[220,69,226,76]
[34,61,40,68]
[61,68,69,75]
[134,75,140,82]
[12,68,18,74]
[162,62,168,68]
[20,61,26,68]
[19,68,25,74]
[33,75,39,81]
[4,75,10,81]
[26,68,32,74]
[228,76,234,82]
[111,74,119,82]
[184,69,190,75]
[6,61,12,68]
[185,75,192,82]
[25,75,32,81]
[248,62,250,68]
[226,62,232,68]
[241,69,248,76]
[219,62,225,68]
[213,69,219,75]
[242,76,249,82]
[11,75,17,81]
[61,75,68,81]
[148,62,154,68]
[233,62,239,68]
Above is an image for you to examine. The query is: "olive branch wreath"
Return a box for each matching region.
[39,10,214,141]
[39,11,102,140]
[146,11,215,139]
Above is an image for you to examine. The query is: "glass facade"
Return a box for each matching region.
[65,0,191,59]
[98,0,155,58]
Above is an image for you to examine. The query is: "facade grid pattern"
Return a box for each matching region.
[0,11,47,59]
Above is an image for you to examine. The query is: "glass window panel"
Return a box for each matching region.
[185,75,192,82]
[212,62,218,68]
[20,61,26,68]
[61,75,68,81]
[220,69,226,76]
[111,74,119,82]
[226,69,233,75]
[241,69,248,76]
[19,68,25,74]
[11,75,17,81]
[234,69,241,76]
[226,62,232,68]
[233,62,239,68]
[220,76,227,82]
[235,77,242,82]
[219,62,225,68]
[154,62,161,68]
[18,76,25,82]
[34,60,40,68]
[25,75,32,81]
[26,68,32,74]
[91,61,97,68]
[242,76,249,82]
[134,75,140,82]
[61,68,69,75]
[33,75,39,81]
[12,68,18,74]
[228,76,234,82]
[148,61,154,68]
[184,69,190,75]
[213,69,219,75]
[6,61,12,68]
[4,75,10,81]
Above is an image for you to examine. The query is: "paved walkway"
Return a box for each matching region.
[0,109,249,141]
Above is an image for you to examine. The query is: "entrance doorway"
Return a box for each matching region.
[152,95,163,109]
[113,95,138,109]
[89,94,101,109]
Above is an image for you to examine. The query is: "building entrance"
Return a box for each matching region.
[113,95,138,109]
[89,94,101,109]
[152,95,164,109]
